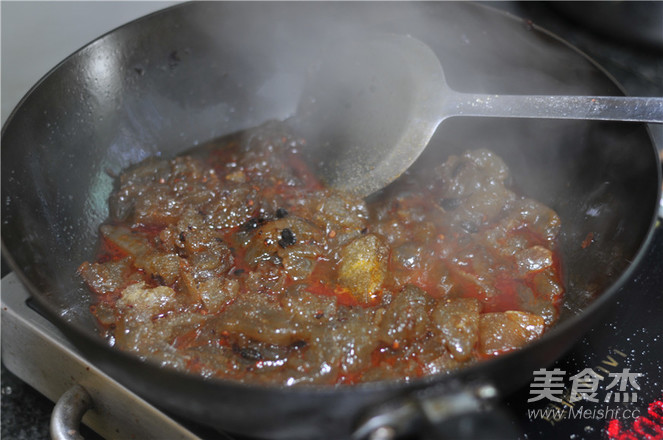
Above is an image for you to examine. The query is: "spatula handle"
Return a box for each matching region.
[452,93,663,123]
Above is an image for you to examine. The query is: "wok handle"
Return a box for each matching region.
[353,382,520,440]
[50,384,93,440]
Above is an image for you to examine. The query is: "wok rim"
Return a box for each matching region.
[1,0,661,400]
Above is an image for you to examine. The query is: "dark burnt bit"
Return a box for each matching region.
[440,198,463,211]
[232,268,245,276]
[360,227,368,235]
[240,217,266,232]
[151,274,167,286]
[271,254,284,266]
[233,343,263,361]
[278,228,296,248]
[275,207,288,219]
[290,340,307,351]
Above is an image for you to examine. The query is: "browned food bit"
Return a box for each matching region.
[378,285,433,345]
[197,277,240,314]
[503,199,562,244]
[117,281,178,314]
[307,191,368,245]
[135,252,181,285]
[280,285,338,324]
[219,291,310,346]
[432,297,481,361]
[478,311,545,356]
[78,258,133,296]
[532,268,565,303]
[242,217,325,281]
[514,245,554,277]
[337,234,389,303]
[516,284,558,326]
[100,224,151,258]
[306,307,381,379]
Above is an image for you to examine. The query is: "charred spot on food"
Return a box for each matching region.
[278,228,296,248]
[232,268,245,276]
[360,227,368,235]
[179,232,186,242]
[151,274,167,286]
[233,344,263,361]
[275,208,289,219]
[240,217,266,232]
[440,198,463,211]
[290,340,307,350]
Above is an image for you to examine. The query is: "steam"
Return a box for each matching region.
[186,2,606,169]
[192,2,655,319]
[144,2,646,315]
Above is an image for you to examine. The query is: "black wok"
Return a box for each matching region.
[2,2,660,439]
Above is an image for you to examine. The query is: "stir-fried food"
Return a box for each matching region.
[79,121,564,385]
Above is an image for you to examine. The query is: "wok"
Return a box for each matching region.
[2,2,660,439]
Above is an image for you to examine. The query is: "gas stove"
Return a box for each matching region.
[2,2,662,439]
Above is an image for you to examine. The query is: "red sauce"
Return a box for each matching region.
[79,122,566,385]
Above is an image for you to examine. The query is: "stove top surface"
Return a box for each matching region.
[508,225,663,439]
